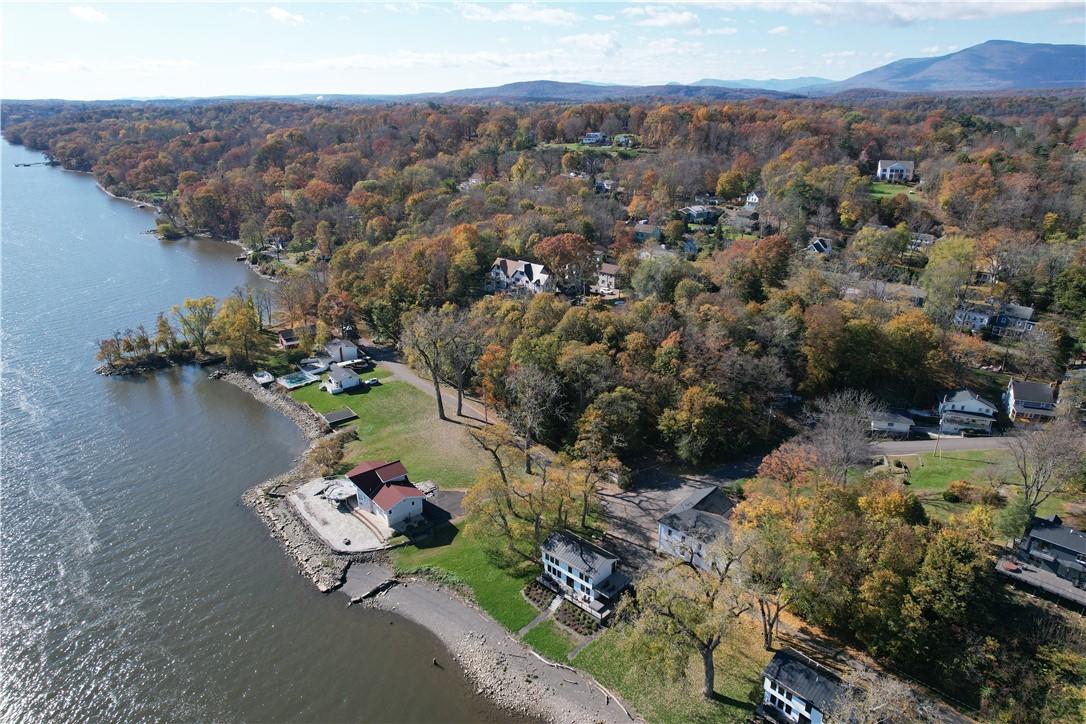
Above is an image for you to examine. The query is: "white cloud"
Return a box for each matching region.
[4,57,196,75]
[559,32,621,55]
[268,6,305,25]
[623,6,699,27]
[69,6,106,23]
[459,3,578,26]
[239,7,257,14]
[692,26,738,36]
[593,14,615,21]
[1060,14,1085,24]
[735,1,1076,25]
[768,25,788,34]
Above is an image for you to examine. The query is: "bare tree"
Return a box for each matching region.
[629,537,751,700]
[401,307,455,421]
[739,519,811,650]
[442,309,487,418]
[507,364,562,474]
[251,286,273,330]
[836,667,931,724]
[1003,420,1086,515]
[805,389,882,485]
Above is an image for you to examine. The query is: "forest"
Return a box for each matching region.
[5,90,1086,721]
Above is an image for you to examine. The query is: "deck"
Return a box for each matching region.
[996,557,1086,608]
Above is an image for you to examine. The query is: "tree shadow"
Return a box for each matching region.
[411,522,460,550]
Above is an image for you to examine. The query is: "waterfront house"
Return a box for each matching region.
[277,325,315,350]
[1007,515,1086,606]
[325,338,359,362]
[346,460,425,530]
[876,159,915,182]
[657,486,735,571]
[869,410,914,436]
[938,389,998,434]
[486,257,555,296]
[540,530,630,621]
[596,262,620,294]
[1005,379,1056,422]
[760,649,845,724]
[322,365,361,395]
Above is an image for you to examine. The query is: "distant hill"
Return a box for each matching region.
[803,40,1086,95]
[414,80,792,103]
[692,77,832,92]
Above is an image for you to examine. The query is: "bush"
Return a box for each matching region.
[944,480,977,503]
[523,580,554,609]
[555,599,599,635]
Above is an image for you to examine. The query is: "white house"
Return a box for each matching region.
[657,487,734,571]
[870,410,913,436]
[540,530,630,620]
[322,365,361,395]
[596,262,620,294]
[1005,379,1056,422]
[938,389,998,434]
[876,159,915,182]
[346,460,425,530]
[325,338,359,362]
[761,650,844,724]
[744,191,760,210]
[486,258,555,295]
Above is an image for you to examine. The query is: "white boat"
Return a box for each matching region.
[252,370,274,386]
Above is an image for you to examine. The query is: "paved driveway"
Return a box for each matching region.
[874,436,1014,455]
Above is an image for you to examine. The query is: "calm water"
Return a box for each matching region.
[0,140,505,723]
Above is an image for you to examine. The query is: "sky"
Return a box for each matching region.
[2,1,1084,99]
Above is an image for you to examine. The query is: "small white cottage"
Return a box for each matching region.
[322,366,361,394]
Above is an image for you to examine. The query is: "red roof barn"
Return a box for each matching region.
[346,460,423,517]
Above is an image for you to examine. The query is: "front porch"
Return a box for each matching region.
[537,569,630,621]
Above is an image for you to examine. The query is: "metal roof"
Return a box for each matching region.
[542,530,617,576]
[658,487,733,543]
[763,650,845,716]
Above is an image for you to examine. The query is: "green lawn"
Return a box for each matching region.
[869,181,920,199]
[522,620,576,661]
[393,524,539,631]
[891,450,1007,492]
[290,367,490,489]
[574,620,769,724]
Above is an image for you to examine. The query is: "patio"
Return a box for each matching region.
[287,478,392,553]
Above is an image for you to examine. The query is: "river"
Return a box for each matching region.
[0,140,507,723]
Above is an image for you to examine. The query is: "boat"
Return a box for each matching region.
[235,254,247,261]
[252,370,274,386]
[298,356,331,374]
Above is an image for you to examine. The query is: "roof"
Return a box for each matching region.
[1009,380,1054,405]
[659,487,734,543]
[542,530,618,576]
[327,366,359,382]
[943,389,997,412]
[871,410,913,426]
[1002,303,1034,321]
[322,407,359,425]
[1028,516,1086,555]
[279,324,315,341]
[634,223,660,234]
[599,262,620,276]
[763,650,845,716]
[878,159,915,172]
[326,338,357,351]
[347,460,422,511]
[492,257,551,284]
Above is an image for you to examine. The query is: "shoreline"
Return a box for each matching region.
[223,370,638,723]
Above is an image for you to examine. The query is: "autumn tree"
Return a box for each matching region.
[400,306,457,421]
[534,232,595,295]
[627,538,750,699]
[173,296,217,355]
[806,390,880,484]
[507,364,562,474]
[659,385,729,464]
[210,294,265,367]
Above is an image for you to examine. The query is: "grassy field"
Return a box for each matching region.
[522,620,576,661]
[574,618,769,724]
[393,524,539,631]
[289,367,490,488]
[888,449,1006,520]
[869,181,920,199]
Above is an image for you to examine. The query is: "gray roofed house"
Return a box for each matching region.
[657,487,735,570]
[760,649,846,724]
[325,337,359,362]
[322,365,361,394]
[869,410,913,436]
[540,530,629,620]
[1005,379,1056,422]
[1005,514,1086,605]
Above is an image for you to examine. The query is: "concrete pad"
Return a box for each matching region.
[287,478,389,553]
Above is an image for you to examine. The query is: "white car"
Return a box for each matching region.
[365,378,381,386]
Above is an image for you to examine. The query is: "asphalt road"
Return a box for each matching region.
[874,436,1013,454]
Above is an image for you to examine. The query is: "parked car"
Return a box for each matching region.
[365,378,381,386]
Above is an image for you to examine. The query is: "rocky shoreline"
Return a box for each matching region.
[222,371,364,592]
